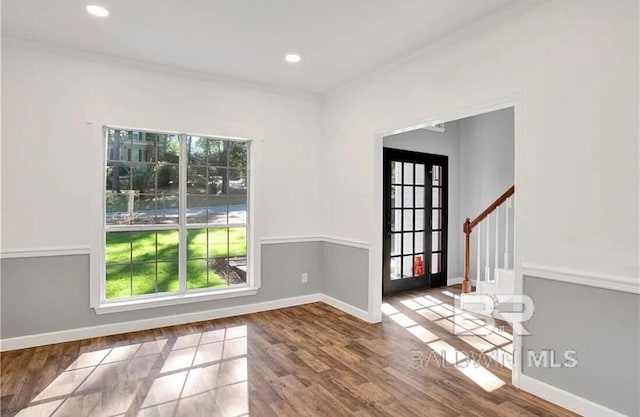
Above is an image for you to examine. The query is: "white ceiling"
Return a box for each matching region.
[2,0,527,93]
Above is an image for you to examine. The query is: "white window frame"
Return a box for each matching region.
[91,126,258,315]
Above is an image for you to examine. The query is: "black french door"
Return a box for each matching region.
[383,148,448,296]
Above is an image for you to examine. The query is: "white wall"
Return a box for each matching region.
[1,39,324,252]
[321,0,638,412]
[322,0,639,284]
[459,108,514,218]
[383,124,462,279]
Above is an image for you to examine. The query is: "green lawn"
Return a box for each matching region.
[105,228,246,299]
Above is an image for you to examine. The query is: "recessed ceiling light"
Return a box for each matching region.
[86,5,109,17]
[285,54,301,63]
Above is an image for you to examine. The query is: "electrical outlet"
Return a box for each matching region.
[301,272,308,283]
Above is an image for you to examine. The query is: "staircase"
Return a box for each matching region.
[460,186,515,303]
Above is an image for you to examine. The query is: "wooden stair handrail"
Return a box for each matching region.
[464,185,515,233]
[461,185,515,293]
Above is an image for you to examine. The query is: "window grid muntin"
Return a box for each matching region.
[104,127,250,302]
[430,164,443,274]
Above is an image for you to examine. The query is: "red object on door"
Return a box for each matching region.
[414,256,423,275]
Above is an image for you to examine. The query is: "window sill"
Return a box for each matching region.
[93,286,259,315]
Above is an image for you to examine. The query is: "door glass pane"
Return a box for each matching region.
[432,209,442,230]
[403,163,414,184]
[392,186,402,208]
[414,254,425,276]
[403,186,413,207]
[415,232,424,253]
[432,187,441,208]
[415,210,424,231]
[403,209,413,231]
[432,231,441,252]
[432,165,441,186]
[402,232,413,255]
[391,233,401,256]
[391,209,402,232]
[415,164,425,185]
[390,257,401,280]
[432,253,441,273]
[392,162,402,184]
[415,187,424,208]
[402,255,413,278]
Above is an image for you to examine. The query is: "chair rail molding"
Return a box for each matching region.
[0,246,91,259]
[522,263,640,294]
[260,236,369,250]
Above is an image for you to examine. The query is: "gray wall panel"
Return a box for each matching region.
[523,276,640,417]
[1,241,322,339]
[321,242,369,311]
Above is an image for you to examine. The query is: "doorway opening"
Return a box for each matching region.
[379,106,516,381]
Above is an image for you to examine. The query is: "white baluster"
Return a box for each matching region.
[504,197,511,269]
[476,225,481,283]
[494,207,499,284]
[485,217,491,282]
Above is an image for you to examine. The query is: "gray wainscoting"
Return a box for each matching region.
[321,242,369,312]
[523,275,640,417]
[1,241,323,339]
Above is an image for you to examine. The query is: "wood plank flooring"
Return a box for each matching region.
[0,286,577,417]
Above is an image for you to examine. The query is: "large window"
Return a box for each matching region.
[103,128,249,302]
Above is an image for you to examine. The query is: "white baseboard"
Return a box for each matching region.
[321,294,374,323]
[518,375,628,417]
[0,293,322,352]
[0,292,377,352]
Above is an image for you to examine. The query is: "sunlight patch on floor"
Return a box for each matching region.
[385,289,512,393]
[14,325,250,417]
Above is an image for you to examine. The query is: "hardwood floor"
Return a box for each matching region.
[1,286,577,417]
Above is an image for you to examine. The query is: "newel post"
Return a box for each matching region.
[462,218,472,293]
